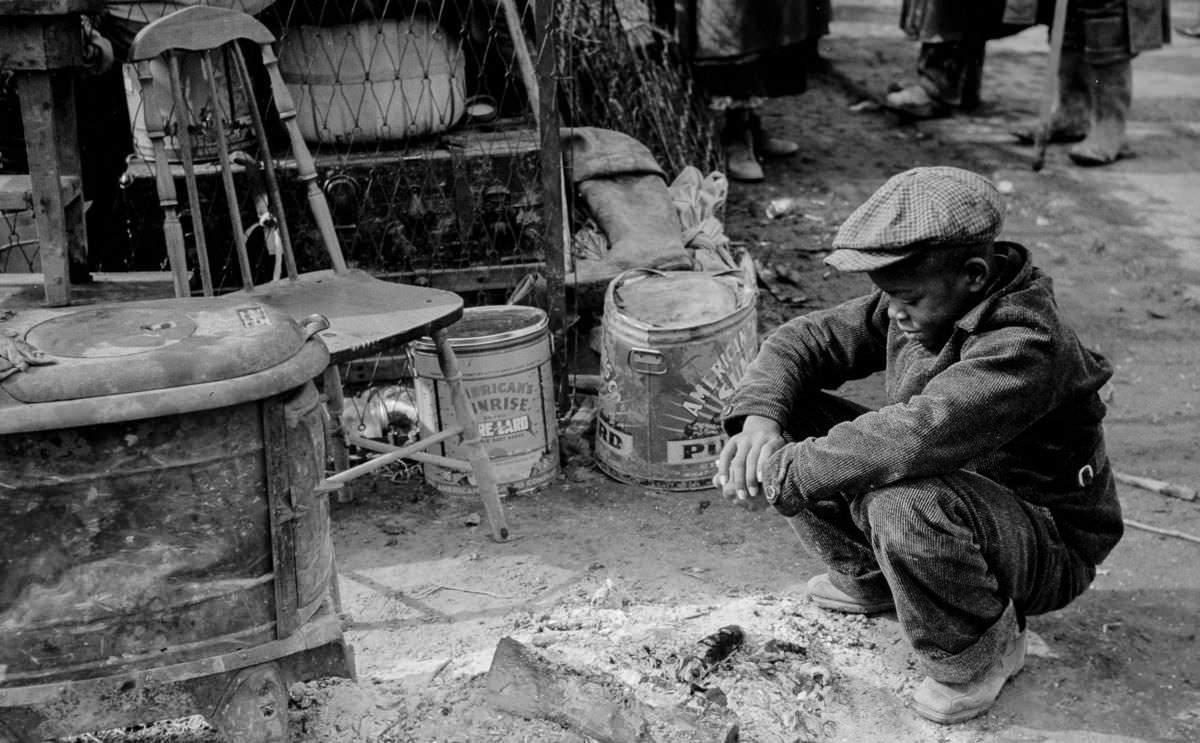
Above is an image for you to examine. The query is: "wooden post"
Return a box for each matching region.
[534,0,569,411]
[15,70,75,306]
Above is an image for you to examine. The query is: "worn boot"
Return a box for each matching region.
[724,109,764,182]
[911,605,1027,724]
[884,82,950,119]
[1069,59,1132,166]
[1012,49,1091,145]
[806,573,895,615]
[749,111,799,158]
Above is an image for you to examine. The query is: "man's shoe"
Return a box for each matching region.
[1176,21,1200,38]
[757,136,799,158]
[748,111,799,158]
[725,138,764,182]
[1011,49,1090,146]
[883,84,951,119]
[806,573,895,614]
[911,625,1026,724]
[1068,59,1132,167]
[1010,123,1088,146]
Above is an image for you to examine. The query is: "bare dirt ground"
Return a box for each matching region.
[71,1,1200,741]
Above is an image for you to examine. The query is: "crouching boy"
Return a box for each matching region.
[715,166,1121,723]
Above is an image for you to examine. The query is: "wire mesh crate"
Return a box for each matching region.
[115,0,560,297]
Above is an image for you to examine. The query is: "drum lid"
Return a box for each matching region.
[614,272,742,329]
[2,296,311,405]
[413,305,548,352]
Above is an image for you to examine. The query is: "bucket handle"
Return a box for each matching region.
[628,348,667,375]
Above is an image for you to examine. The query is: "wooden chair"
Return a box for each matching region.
[127,5,508,540]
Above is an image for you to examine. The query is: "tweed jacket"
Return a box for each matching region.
[724,242,1122,565]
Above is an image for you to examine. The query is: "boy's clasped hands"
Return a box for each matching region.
[712,414,786,511]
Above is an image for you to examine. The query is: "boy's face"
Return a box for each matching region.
[868,254,986,351]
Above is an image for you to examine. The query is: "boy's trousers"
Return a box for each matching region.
[782,392,1098,683]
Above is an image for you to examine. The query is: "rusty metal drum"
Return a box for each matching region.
[411,305,559,496]
[595,266,758,490]
[0,296,352,740]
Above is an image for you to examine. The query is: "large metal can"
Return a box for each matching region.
[0,296,352,740]
[596,266,758,491]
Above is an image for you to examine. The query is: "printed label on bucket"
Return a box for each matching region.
[677,324,755,419]
[665,434,727,464]
[410,308,559,497]
[478,415,530,439]
[595,415,633,455]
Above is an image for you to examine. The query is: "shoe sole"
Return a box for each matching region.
[1010,130,1088,146]
[910,657,1027,724]
[880,101,951,121]
[1068,148,1133,167]
[810,594,895,615]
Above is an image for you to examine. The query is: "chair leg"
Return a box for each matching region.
[321,364,353,503]
[431,328,510,541]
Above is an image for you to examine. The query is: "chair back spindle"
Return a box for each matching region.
[198,50,255,291]
[230,44,298,282]
[259,44,348,275]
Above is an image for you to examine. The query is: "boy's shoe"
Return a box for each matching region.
[911,624,1027,724]
[806,573,895,614]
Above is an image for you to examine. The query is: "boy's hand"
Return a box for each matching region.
[713,415,786,510]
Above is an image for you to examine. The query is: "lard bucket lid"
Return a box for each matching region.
[413,305,548,352]
[612,271,744,329]
[0,296,329,432]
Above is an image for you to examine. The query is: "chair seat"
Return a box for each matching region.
[235,269,463,363]
[0,174,82,211]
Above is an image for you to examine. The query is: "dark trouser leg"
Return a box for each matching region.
[781,393,1096,683]
[1067,0,1135,165]
[782,392,888,599]
[886,38,986,117]
[721,106,763,182]
[917,38,987,109]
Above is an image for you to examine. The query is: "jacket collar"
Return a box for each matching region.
[954,241,1035,334]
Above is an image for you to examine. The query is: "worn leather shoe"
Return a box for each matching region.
[748,111,799,159]
[1068,59,1132,167]
[725,138,764,182]
[806,573,895,614]
[883,84,951,119]
[757,136,800,158]
[1011,49,1091,146]
[1010,123,1088,146]
[911,624,1026,724]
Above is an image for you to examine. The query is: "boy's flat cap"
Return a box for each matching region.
[826,166,1004,272]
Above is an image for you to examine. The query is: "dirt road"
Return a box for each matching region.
[75,1,1200,741]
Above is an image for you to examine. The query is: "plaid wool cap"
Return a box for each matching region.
[825,166,1005,272]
